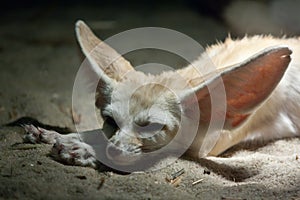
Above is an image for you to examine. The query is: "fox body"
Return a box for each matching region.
[24,21,300,169]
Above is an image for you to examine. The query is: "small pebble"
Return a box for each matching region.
[203,169,211,175]
[75,175,87,180]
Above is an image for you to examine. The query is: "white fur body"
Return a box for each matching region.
[75,20,299,162]
[103,36,300,157]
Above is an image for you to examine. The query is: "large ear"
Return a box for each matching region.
[75,20,134,84]
[75,20,135,108]
[182,46,292,129]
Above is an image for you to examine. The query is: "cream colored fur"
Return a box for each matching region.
[76,20,300,164]
[180,36,300,155]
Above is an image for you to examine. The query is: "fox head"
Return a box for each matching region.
[75,20,291,167]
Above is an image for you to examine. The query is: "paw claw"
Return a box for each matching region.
[22,124,59,144]
[51,135,97,168]
[22,125,97,168]
[22,124,41,143]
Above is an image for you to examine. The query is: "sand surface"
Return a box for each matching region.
[0,3,299,200]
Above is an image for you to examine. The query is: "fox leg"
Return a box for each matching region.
[23,124,97,168]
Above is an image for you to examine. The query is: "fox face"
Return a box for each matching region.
[100,77,182,165]
[96,69,204,166]
[75,20,293,166]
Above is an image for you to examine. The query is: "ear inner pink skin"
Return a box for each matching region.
[195,48,291,128]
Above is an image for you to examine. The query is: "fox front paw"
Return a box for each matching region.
[51,134,97,168]
[23,124,59,144]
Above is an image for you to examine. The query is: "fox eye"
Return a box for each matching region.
[105,116,118,127]
[145,122,165,132]
[135,121,165,133]
[102,116,118,139]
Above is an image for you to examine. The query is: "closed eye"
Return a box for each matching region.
[135,122,165,134]
[105,116,118,127]
[102,116,119,139]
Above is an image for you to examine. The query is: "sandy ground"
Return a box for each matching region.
[0,3,300,200]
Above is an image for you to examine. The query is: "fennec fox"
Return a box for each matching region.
[24,20,299,169]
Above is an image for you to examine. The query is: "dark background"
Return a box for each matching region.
[0,1,300,199]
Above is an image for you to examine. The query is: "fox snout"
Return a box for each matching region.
[105,132,143,165]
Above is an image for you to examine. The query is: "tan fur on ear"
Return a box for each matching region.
[75,20,134,81]
[183,46,292,129]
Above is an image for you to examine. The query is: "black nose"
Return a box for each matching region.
[106,145,122,158]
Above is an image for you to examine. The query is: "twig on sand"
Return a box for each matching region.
[169,176,182,187]
[166,168,185,187]
[192,178,203,186]
[170,168,185,180]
